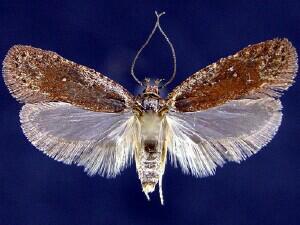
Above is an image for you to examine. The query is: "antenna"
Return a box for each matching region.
[130,11,177,88]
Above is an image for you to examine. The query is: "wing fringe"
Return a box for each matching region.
[20,102,138,177]
[166,98,282,177]
[247,39,298,99]
[2,45,48,103]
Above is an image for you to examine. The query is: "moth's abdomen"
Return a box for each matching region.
[135,112,167,201]
[139,139,161,194]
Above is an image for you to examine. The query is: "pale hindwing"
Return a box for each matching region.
[166,98,282,177]
[20,102,140,177]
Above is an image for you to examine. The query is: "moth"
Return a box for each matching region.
[2,12,298,205]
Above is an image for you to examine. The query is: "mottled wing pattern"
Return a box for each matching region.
[168,39,297,112]
[166,39,298,177]
[3,45,134,112]
[20,102,140,177]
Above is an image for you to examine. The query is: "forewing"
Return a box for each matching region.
[20,102,140,177]
[167,39,297,112]
[166,98,282,177]
[3,45,134,112]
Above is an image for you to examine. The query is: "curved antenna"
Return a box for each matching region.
[130,11,177,88]
[155,11,177,88]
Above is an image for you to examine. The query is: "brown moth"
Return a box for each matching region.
[2,12,298,204]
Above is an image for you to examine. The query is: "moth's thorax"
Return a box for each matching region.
[142,83,160,111]
[142,96,160,112]
[133,83,167,115]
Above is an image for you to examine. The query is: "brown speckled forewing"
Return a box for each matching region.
[2,45,134,112]
[168,39,298,112]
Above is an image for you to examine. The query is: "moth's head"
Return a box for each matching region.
[142,78,162,97]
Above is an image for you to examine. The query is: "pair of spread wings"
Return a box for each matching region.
[2,39,298,177]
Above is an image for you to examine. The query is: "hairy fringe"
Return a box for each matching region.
[20,102,138,177]
[166,98,283,177]
[2,45,47,103]
[247,39,298,99]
